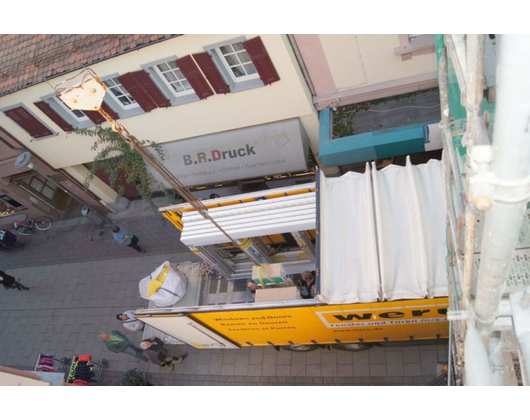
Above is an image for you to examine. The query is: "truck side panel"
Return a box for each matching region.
[190,298,448,346]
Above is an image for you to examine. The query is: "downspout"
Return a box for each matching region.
[286,35,317,98]
[474,35,530,338]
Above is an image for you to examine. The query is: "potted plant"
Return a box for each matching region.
[118,369,150,386]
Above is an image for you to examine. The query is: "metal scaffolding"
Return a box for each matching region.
[441,34,530,386]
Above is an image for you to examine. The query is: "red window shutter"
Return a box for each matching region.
[34,101,74,132]
[4,106,53,138]
[176,55,214,100]
[85,103,118,124]
[102,101,120,121]
[84,110,106,125]
[193,53,230,95]
[132,71,171,108]
[117,71,169,112]
[243,37,280,85]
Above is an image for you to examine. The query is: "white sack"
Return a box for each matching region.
[139,261,187,307]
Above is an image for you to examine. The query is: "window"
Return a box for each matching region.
[104,78,139,109]
[57,99,89,122]
[2,105,56,139]
[13,173,69,210]
[216,42,258,82]
[153,61,194,97]
[0,194,26,218]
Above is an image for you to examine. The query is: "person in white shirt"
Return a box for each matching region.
[116,310,144,331]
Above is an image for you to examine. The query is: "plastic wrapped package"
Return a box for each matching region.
[139,261,187,307]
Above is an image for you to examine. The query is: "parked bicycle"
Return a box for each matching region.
[13,214,52,236]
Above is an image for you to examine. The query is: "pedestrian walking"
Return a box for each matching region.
[140,337,187,371]
[112,226,146,253]
[99,331,148,362]
[0,269,29,291]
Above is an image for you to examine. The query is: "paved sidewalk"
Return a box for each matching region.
[0,214,193,270]
[0,210,448,386]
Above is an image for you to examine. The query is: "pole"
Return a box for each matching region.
[462,35,486,309]
[474,35,530,338]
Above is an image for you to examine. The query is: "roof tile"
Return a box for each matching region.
[0,34,179,96]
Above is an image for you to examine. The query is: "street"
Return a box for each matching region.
[0,204,447,385]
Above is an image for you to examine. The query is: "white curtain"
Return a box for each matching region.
[319,158,447,304]
[319,164,381,303]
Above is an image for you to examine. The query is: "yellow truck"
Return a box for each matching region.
[135,158,449,351]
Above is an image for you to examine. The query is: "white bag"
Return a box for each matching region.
[139,261,187,307]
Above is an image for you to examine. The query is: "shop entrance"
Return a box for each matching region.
[12,172,70,212]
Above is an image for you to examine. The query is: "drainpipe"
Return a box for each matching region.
[474,35,530,338]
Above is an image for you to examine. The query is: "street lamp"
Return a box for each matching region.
[14,151,112,225]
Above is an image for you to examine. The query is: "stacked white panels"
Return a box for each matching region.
[319,158,447,304]
[180,193,316,247]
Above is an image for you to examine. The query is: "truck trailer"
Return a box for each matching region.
[132,157,449,351]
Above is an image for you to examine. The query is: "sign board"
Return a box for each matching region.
[190,298,448,346]
[150,119,310,187]
[139,314,239,349]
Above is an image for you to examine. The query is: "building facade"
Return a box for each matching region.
[289,34,440,172]
[0,34,440,228]
[0,35,319,216]
[0,126,105,228]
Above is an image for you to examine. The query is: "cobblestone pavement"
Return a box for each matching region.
[0,210,448,386]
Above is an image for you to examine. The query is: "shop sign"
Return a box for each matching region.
[151,119,310,187]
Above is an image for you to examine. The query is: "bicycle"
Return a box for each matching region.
[13,214,52,236]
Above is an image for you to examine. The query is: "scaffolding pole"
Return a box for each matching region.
[474,35,530,338]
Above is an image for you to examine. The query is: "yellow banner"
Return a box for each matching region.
[191,298,448,346]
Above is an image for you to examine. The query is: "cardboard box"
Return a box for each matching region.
[251,263,287,286]
[255,286,301,303]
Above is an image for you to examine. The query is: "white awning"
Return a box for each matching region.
[319,157,447,304]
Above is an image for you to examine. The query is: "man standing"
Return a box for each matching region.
[112,226,146,253]
[0,269,29,291]
[140,337,187,371]
[116,311,144,332]
[295,270,316,299]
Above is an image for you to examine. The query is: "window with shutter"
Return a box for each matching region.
[215,41,259,83]
[152,60,196,98]
[193,53,230,95]
[176,55,214,100]
[102,102,120,121]
[53,98,91,123]
[243,37,280,85]
[4,106,54,138]
[83,104,119,124]
[103,78,140,110]
[34,101,74,132]
[117,71,170,112]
